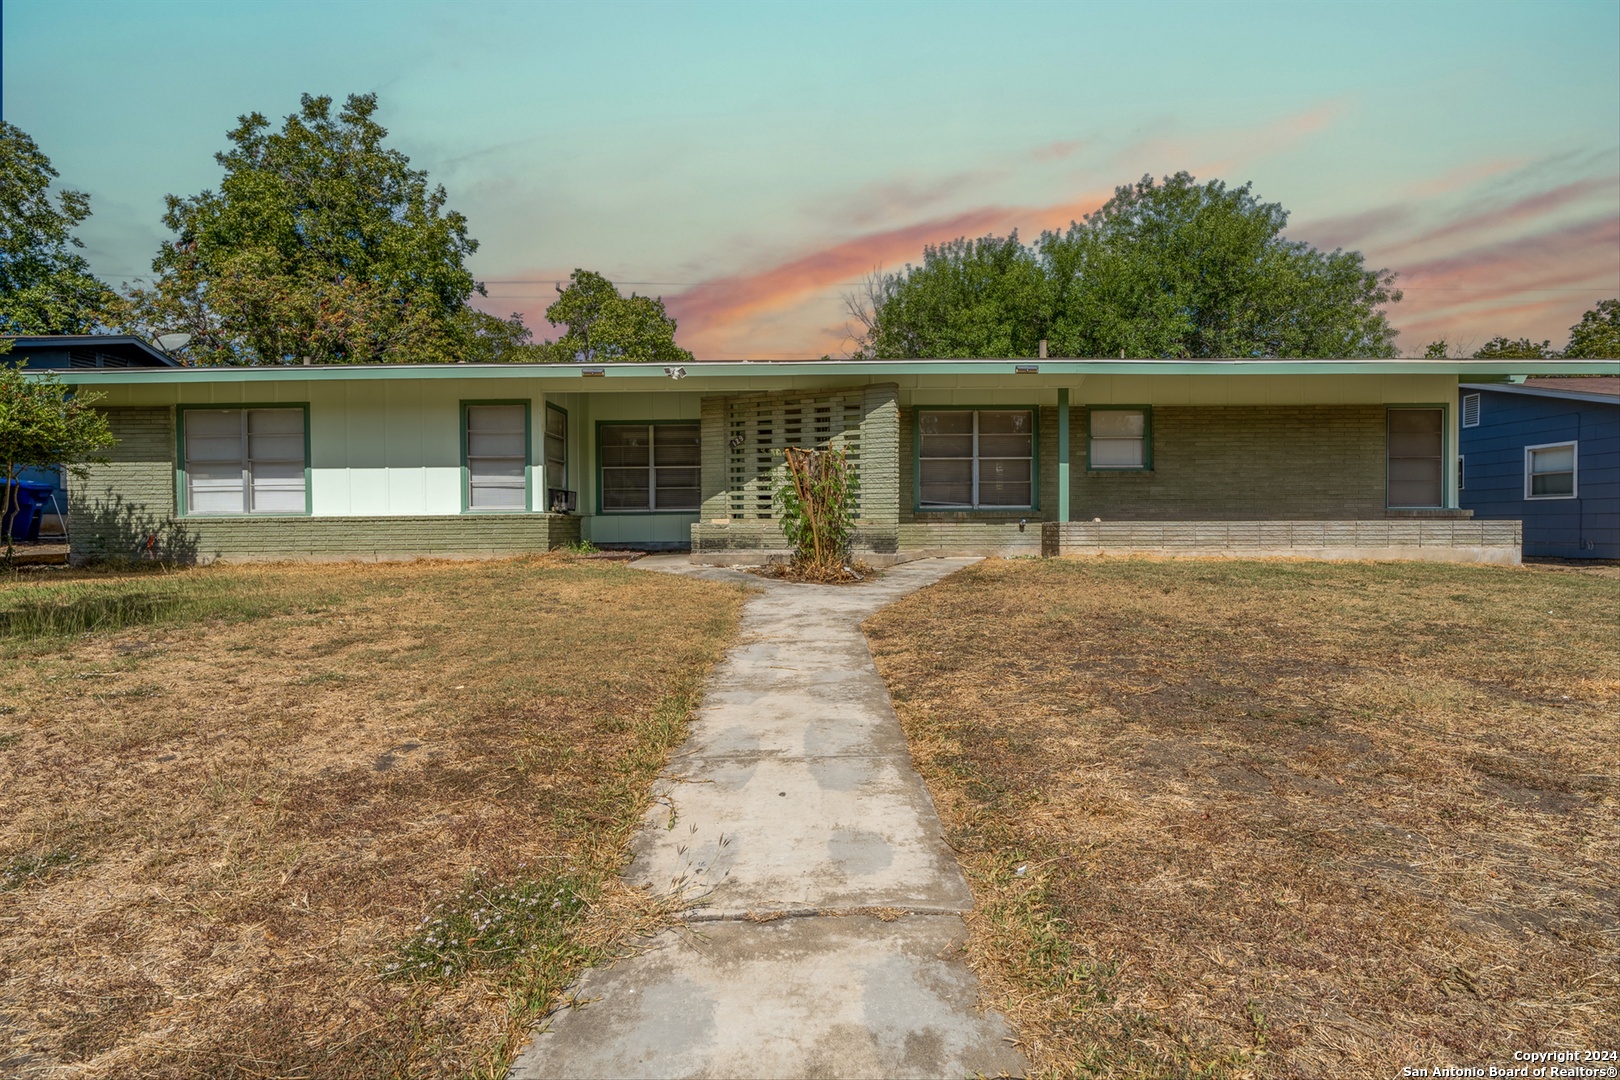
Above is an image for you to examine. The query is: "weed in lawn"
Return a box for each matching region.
[388,870,590,983]
[1,848,78,891]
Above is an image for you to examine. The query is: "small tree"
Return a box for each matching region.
[0,361,115,550]
[775,446,859,580]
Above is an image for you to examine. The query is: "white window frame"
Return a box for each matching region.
[1524,440,1578,500]
[544,403,568,493]
[599,423,701,513]
[917,408,1036,510]
[181,406,308,516]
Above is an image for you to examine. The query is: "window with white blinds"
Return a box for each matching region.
[183,407,307,514]
[465,404,529,511]
[1087,408,1150,470]
[1525,442,1577,499]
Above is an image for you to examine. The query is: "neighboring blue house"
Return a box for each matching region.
[4,335,180,538]
[1459,378,1620,559]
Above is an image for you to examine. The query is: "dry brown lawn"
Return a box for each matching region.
[864,557,1620,1079]
[0,556,743,1078]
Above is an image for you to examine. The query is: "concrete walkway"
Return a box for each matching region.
[510,556,1027,1080]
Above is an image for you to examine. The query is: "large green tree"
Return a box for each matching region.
[539,269,693,363]
[0,122,121,334]
[848,172,1403,359]
[127,93,501,365]
[1562,299,1620,359]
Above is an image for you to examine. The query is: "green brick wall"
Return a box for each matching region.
[69,407,181,559]
[1072,405,1388,520]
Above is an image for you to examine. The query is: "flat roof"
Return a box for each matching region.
[38,356,1620,385]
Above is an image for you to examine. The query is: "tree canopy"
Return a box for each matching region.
[539,269,692,363]
[126,93,493,365]
[0,122,121,334]
[847,172,1403,359]
[1471,336,1556,360]
[1562,299,1620,359]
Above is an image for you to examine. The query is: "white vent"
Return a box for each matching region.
[1462,393,1481,428]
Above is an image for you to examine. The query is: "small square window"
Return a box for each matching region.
[1088,408,1150,470]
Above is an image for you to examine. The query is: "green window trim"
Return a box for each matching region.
[461,399,533,514]
[175,402,313,517]
[911,405,1041,514]
[1385,403,1451,510]
[595,420,702,515]
[1084,405,1153,472]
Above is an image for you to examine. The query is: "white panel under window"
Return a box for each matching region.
[185,408,305,514]
[1089,410,1146,469]
[466,405,527,511]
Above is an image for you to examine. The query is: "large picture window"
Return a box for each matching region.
[1525,441,1577,499]
[917,409,1034,509]
[1387,407,1444,508]
[600,423,700,511]
[183,407,307,514]
[464,403,529,511]
[1087,407,1150,470]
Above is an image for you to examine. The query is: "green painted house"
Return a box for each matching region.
[50,356,1616,566]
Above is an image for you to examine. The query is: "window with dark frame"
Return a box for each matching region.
[917,409,1034,509]
[183,407,306,514]
[465,404,528,511]
[1386,408,1444,508]
[600,423,700,511]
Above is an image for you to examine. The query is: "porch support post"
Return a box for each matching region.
[1056,387,1071,523]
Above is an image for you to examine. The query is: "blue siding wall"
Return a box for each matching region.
[1460,389,1618,558]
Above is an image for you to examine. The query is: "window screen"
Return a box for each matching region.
[601,424,700,511]
[544,406,567,492]
[1089,409,1147,469]
[466,404,527,510]
[1387,408,1443,508]
[184,408,306,514]
[1526,442,1576,498]
[918,410,1034,508]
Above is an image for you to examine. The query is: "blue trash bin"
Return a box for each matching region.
[1,480,52,542]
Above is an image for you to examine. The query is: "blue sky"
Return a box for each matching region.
[5,0,1618,357]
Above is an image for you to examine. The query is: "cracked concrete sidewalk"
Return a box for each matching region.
[509,556,1027,1080]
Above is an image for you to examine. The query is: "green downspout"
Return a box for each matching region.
[1057,387,1070,523]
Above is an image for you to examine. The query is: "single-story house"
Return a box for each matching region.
[1459,377,1619,559]
[45,356,1616,566]
[6,335,180,539]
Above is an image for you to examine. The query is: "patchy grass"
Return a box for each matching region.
[0,556,743,1077]
[865,557,1620,1079]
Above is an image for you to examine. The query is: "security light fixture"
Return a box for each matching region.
[665,366,687,379]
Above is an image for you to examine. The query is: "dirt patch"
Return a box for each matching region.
[865,556,1619,1079]
[0,556,743,1077]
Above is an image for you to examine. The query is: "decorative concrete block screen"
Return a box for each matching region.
[725,389,865,521]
